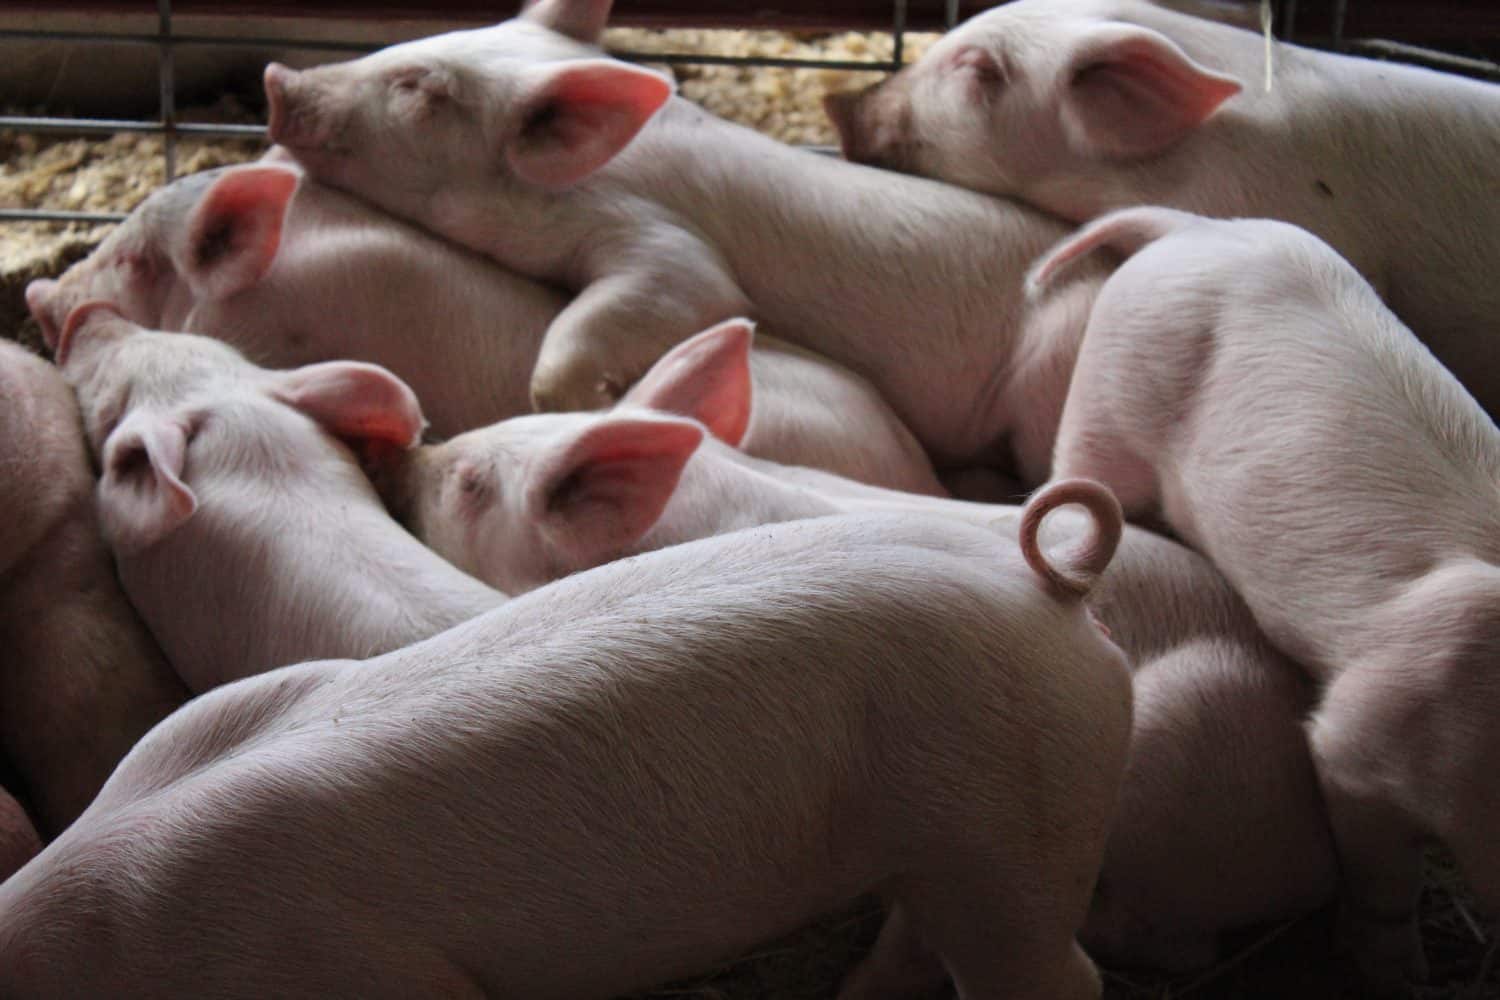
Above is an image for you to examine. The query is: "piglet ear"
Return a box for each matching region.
[1060,25,1241,159]
[269,361,427,450]
[179,164,302,300]
[620,318,754,447]
[98,411,198,554]
[520,0,614,45]
[527,415,703,565]
[507,59,673,190]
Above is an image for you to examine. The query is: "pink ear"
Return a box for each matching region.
[179,164,301,300]
[620,318,754,446]
[520,0,614,44]
[527,416,704,564]
[1061,25,1242,159]
[270,361,427,449]
[98,411,198,554]
[506,59,673,190]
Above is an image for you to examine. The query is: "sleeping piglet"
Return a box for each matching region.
[0,340,186,839]
[1030,205,1500,989]
[0,499,1131,1000]
[377,318,1337,973]
[261,0,1112,491]
[48,305,503,693]
[25,161,946,496]
[825,0,1500,417]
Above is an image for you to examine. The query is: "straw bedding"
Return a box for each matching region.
[1,23,1494,1000]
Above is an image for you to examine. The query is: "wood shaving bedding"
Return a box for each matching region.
[1,24,1493,1000]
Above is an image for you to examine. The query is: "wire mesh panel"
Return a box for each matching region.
[0,0,934,223]
[2,0,1497,224]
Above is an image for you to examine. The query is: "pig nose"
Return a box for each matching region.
[24,278,62,350]
[822,90,865,160]
[263,62,295,145]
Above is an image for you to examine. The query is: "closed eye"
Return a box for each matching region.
[449,462,493,506]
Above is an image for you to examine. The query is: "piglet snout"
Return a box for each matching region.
[264,63,331,151]
[24,279,63,351]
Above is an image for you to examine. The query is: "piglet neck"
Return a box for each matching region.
[131,482,503,693]
[636,448,841,554]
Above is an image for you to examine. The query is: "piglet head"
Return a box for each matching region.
[26,163,301,348]
[60,307,426,555]
[824,75,925,176]
[53,307,203,552]
[26,225,164,353]
[379,316,750,592]
[825,33,1014,190]
[265,18,671,201]
[828,0,1241,204]
[379,409,702,595]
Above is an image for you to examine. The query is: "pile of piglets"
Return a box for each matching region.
[6,0,1498,994]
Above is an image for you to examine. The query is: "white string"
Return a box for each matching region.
[1261,0,1275,92]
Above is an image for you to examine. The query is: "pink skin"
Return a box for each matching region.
[49,306,503,694]
[260,0,1110,488]
[0,510,1132,1000]
[1031,205,1500,990]
[380,318,1337,974]
[0,788,40,884]
[25,161,948,496]
[0,340,187,839]
[826,0,1500,418]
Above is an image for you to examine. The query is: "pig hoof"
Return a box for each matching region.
[529,368,620,414]
[1339,905,1427,995]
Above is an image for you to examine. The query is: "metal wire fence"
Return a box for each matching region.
[0,0,1495,224]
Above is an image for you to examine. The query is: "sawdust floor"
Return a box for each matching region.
[1,24,1495,1000]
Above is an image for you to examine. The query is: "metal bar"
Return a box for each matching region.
[159,0,176,180]
[891,0,907,66]
[0,27,377,52]
[1349,39,1500,81]
[0,116,266,136]
[609,50,896,72]
[0,208,128,223]
[0,30,898,72]
[3,4,1495,229]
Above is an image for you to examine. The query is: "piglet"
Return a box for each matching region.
[49,304,503,693]
[25,161,947,496]
[826,0,1500,416]
[0,503,1132,1000]
[1030,205,1500,989]
[0,788,39,882]
[379,318,1337,971]
[0,340,187,838]
[261,0,1111,488]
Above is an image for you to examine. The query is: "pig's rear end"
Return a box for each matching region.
[0,512,1130,1000]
